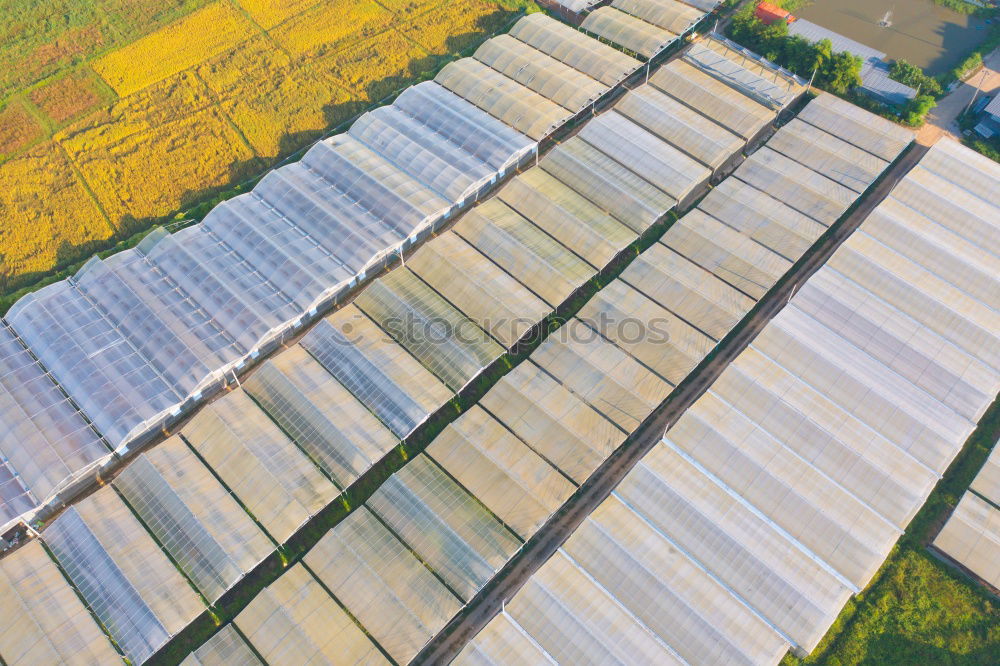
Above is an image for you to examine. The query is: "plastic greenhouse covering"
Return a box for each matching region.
[480,361,625,484]
[349,106,497,203]
[405,232,550,348]
[576,279,714,385]
[354,268,504,391]
[391,82,536,172]
[181,625,262,666]
[452,198,597,307]
[570,496,792,665]
[767,118,889,193]
[718,343,938,521]
[508,13,642,87]
[367,456,521,601]
[112,436,273,601]
[0,540,119,665]
[581,7,677,59]
[299,305,453,438]
[43,487,205,664]
[797,92,914,162]
[614,85,744,170]
[734,147,856,225]
[531,327,672,432]
[620,242,755,341]
[578,111,711,203]
[473,36,608,112]
[697,177,827,261]
[665,390,902,588]
[546,0,602,12]
[918,134,1000,200]
[454,611,555,664]
[660,209,792,299]
[182,390,338,542]
[235,564,386,665]
[612,0,705,35]
[497,170,638,269]
[243,347,399,489]
[615,444,854,653]
[972,445,1000,504]
[933,492,1000,589]
[434,59,571,140]
[427,405,575,539]
[540,138,678,232]
[0,324,109,520]
[304,507,462,664]
[649,60,775,140]
[684,41,802,110]
[474,549,689,665]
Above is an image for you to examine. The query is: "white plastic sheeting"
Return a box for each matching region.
[43,487,205,664]
[582,7,678,59]
[508,13,642,86]
[612,0,704,35]
[934,492,1000,589]
[685,39,804,110]
[0,540,119,665]
[181,625,262,666]
[798,92,914,162]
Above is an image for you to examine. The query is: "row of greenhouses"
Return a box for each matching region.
[0,42,856,664]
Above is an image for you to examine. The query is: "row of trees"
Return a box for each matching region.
[727,6,863,94]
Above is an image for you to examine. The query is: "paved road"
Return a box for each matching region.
[412,139,931,666]
[919,48,1000,145]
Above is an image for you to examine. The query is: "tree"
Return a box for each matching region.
[819,52,863,94]
[903,95,937,126]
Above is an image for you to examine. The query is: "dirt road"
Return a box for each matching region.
[919,48,1000,145]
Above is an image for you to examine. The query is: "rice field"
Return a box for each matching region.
[0,0,532,296]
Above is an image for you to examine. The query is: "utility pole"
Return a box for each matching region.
[963,68,989,118]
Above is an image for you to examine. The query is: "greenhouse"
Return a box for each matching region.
[405,232,550,348]
[113,436,273,601]
[452,199,597,307]
[620,242,755,341]
[473,35,608,112]
[299,306,453,438]
[181,625,261,666]
[577,280,714,385]
[354,268,504,391]
[612,0,705,35]
[480,361,625,484]
[766,118,889,193]
[613,85,744,171]
[434,59,571,140]
[933,493,1000,590]
[530,328,672,432]
[649,60,775,140]
[42,488,205,664]
[507,12,642,86]
[0,324,109,523]
[577,111,711,206]
[182,390,338,543]
[684,40,803,110]
[366,456,521,601]
[697,177,827,261]
[497,170,638,269]
[426,405,575,539]
[659,209,792,299]
[797,92,914,162]
[234,565,385,665]
[242,347,400,489]
[581,7,678,59]
[934,445,1000,589]
[539,138,678,232]
[734,148,856,225]
[304,508,462,664]
[0,540,118,665]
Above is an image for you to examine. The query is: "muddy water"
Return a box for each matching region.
[794,0,992,74]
